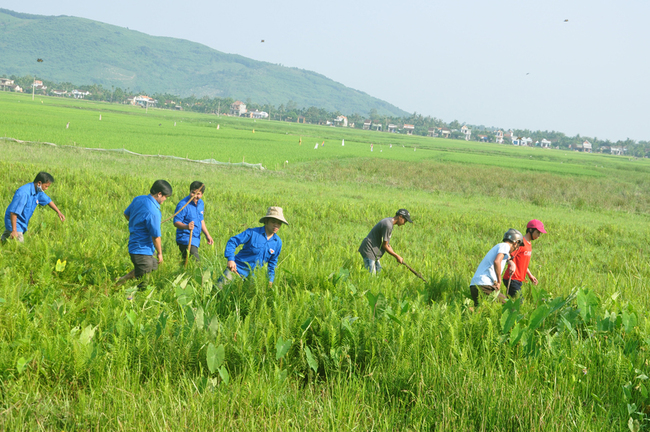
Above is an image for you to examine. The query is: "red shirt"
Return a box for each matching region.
[504,238,531,282]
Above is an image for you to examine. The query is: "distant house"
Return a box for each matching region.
[403,124,415,135]
[521,137,533,146]
[297,116,306,124]
[387,124,398,133]
[0,78,14,90]
[478,135,488,142]
[461,125,471,141]
[505,130,514,143]
[495,130,504,144]
[439,127,451,138]
[248,110,269,119]
[334,115,348,127]
[427,127,437,137]
[540,139,551,148]
[362,119,372,130]
[611,146,624,156]
[372,122,382,132]
[582,140,592,153]
[130,95,155,106]
[230,101,247,116]
[71,89,91,99]
[8,84,22,92]
[50,90,67,96]
[32,80,47,91]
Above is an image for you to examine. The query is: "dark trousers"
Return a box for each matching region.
[470,284,507,307]
[178,243,200,262]
[503,279,523,297]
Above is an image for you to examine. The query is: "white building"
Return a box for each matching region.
[495,130,504,144]
[403,124,415,135]
[461,125,471,141]
[230,101,247,116]
[540,139,551,148]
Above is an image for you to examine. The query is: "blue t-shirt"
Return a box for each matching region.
[224,226,282,282]
[174,196,204,247]
[124,195,162,255]
[4,183,52,233]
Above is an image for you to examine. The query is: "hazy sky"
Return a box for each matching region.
[4,0,649,141]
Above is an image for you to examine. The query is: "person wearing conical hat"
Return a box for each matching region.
[220,207,288,286]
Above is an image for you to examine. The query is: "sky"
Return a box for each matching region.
[3,0,649,141]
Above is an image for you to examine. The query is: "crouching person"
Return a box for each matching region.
[469,229,523,308]
[219,207,288,287]
[117,180,173,288]
[2,171,65,243]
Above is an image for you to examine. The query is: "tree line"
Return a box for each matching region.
[7,73,649,156]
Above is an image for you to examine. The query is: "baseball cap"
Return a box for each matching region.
[396,209,412,223]
[527,219,547,233]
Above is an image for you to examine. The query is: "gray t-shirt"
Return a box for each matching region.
[359,217,393,260]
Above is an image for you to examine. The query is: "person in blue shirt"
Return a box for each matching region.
[220,206,288,287]
[116,180,172,288]
[2,172,65,243]
[173,181,214,262]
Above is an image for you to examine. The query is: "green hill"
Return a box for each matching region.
[0,9,408,116]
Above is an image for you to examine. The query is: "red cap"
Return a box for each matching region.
[527,219,547,234]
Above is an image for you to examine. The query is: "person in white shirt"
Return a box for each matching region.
[469,229,523,307]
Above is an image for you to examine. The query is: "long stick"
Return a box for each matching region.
[184,227,194,267]
[161,192,196,224]
[402,262,427,283]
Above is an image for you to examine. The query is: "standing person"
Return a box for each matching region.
[2,172,65,243]
[116,180,172,288]
[503,219,547,298]
[359,209,412,274]
[469,229,523,308]
[220,207,288,287]
[173,181,214,262]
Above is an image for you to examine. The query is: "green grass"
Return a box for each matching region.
[1,93,650,430]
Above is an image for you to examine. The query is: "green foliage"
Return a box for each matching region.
[0,9,406,117]
[1,98,650,430]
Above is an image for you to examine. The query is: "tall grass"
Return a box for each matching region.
[1,117,649,429]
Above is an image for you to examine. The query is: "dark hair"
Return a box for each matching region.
[34,172,55,184]
[189,181,205,193]
[526,227,537,235]
[150,180,173,197]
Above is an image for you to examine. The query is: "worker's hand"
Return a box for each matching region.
[9,230,19,239]
[206,234,214,245]
[395,255,404,264]
[493,281,501,290]
[507,261,516,274]
[269,282,273,287]
[157,252,164,264]
[57,212,66,222]
[227,260,238,273]
[187,221,195,230]
[530,275,539,285]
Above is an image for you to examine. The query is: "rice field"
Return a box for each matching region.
[1,92,650,430]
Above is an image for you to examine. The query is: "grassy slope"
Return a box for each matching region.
[0,9,408,116]
[1,94,650,430]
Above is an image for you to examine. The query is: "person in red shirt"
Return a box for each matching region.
[503,219,547,298]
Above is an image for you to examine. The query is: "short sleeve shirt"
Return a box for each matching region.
[174,196,204,247]
[4,183,52,233]
[504,238,532,282]
[358,217,394,260]
[470,242,511,286]
[124,195,162,255]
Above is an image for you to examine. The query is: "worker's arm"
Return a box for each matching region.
[382,240,403,264]
[526,268,538,285]
[201,220,213,245]
[47,201,65,222]
[173,220,195,230]
[153,237,163,264]
[493,253,505,289]
[9,213,19,239]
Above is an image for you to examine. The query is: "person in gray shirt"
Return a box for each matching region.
[359,209,412,274]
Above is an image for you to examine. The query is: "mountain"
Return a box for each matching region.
[0,9,408,116]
